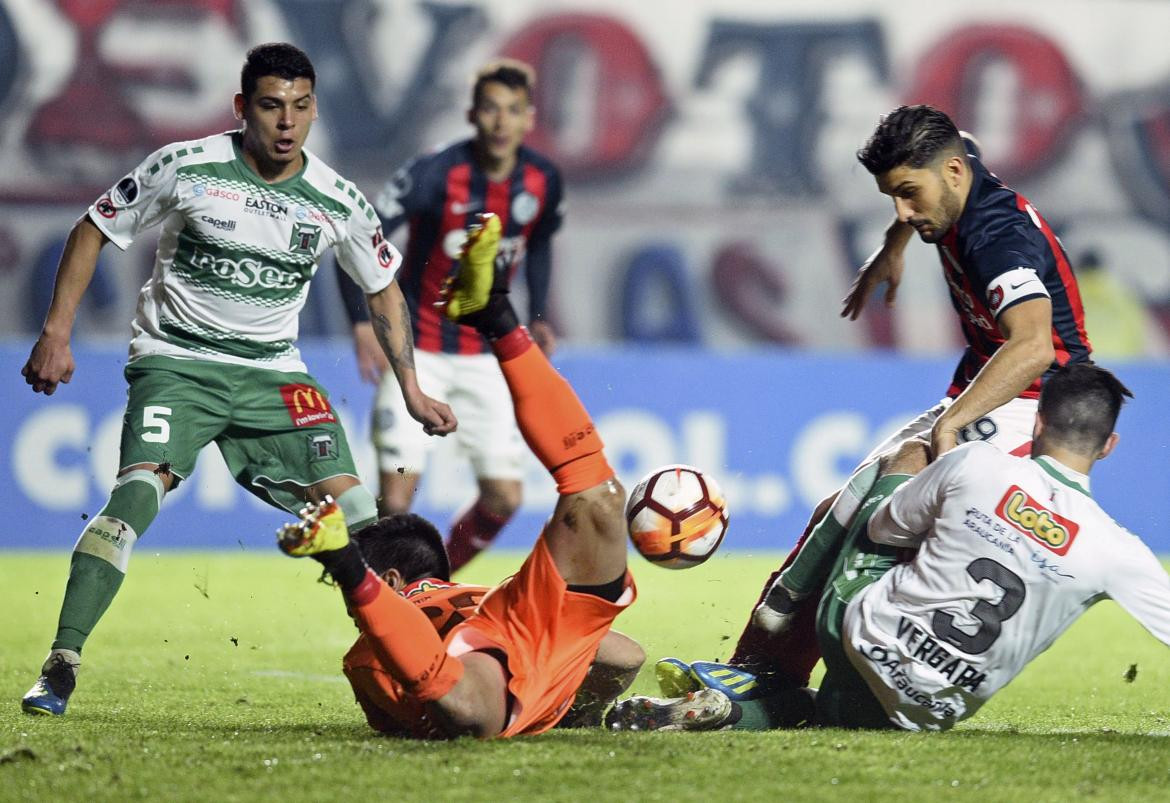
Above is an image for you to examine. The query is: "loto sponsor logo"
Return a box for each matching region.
[279,384,336,428]
[995,485,1079,555]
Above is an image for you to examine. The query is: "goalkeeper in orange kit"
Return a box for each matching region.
[278,215,642,738]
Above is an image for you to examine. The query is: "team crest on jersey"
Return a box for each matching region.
[307,433,337,462]
[289,223,322,254]
[995,485,1079,555]
[279,383,336,428]
[512,191,539,225]
[987,286,1005,313]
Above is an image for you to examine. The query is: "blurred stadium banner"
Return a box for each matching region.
[4,342,1168,552]
[3,1,1170,357]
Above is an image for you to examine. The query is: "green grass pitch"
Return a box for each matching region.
[3,550,1170,801]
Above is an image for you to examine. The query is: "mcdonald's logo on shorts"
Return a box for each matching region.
[280,383,337,428]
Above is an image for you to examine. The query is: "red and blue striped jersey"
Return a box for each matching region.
[339,138,563,354]
[937,152,1091,398]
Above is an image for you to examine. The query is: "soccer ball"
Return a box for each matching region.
[625,465,729,569]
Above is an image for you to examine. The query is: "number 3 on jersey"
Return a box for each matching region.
[142,406,173,443]
[931,558,1026,654]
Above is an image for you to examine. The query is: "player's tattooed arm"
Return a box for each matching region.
[366,282,456,436]
[368,302,414,375]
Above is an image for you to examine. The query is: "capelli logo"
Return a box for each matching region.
[200,216,237,232]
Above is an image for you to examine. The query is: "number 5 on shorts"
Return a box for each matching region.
[142,406,173,443]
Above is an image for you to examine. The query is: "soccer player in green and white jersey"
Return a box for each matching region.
[19,42,456,717]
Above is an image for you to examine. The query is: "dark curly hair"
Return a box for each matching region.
[241,42,316,100]
[353,513,450,583]
[857,105,965,175]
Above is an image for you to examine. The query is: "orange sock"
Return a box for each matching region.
[494,327,614,494]
[351,580,465,702]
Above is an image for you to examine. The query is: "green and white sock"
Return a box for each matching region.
[52,470,162,653]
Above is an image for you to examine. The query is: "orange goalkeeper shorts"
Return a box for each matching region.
[448,532,636,737]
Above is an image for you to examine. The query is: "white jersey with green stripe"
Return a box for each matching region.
[88,131,402,373]
[844,441,1170,731]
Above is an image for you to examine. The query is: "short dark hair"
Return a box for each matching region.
[472,58,535,107]
[857,105,965,175]
[1038,363,1133,454]
[353,514,450,583]
[241,42,315,100]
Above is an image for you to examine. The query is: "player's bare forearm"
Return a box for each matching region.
[938,340,1051,428]
[351,321,389,384]
[366,282,416,384]
[933,299,1055,454]
[42,217,107,338]
[23,217,108,394]
[367,281,457,435]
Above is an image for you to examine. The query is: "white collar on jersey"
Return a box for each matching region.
[1034,455,1091,496]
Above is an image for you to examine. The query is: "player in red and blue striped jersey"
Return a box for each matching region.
[337,60,563,573]
[660,105,1095,704]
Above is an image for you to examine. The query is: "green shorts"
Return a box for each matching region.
[814,475,912,729]
[118,355,358,512]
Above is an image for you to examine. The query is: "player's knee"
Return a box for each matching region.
[606,631,646,673]
[120,463,175,494]
[571,478,627,545]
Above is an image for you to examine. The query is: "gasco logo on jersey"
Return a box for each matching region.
[191,246,300,290]
[192,184,242,202]
[995,485,1079,555]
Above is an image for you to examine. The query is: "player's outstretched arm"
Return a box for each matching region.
[841,218,913,320]
[334,261,388,384]
[22,217,109,395]
[929,297,1054,456]
[366,281,456,436]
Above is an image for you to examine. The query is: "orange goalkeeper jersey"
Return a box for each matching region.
[342,535,634,739]
[343,579,487,738]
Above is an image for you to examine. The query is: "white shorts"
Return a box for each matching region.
[373,350,526,481]
[862,396,1039,465]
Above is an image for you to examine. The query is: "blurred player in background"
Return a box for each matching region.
[285,215,640,738]
[336,59,564,573]
[659,104,1094,702]
[611,364,1170,733]
[19,42,455,717]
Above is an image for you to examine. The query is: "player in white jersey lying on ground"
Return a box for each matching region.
[609,363,1170,731]
[19,42,455,716]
